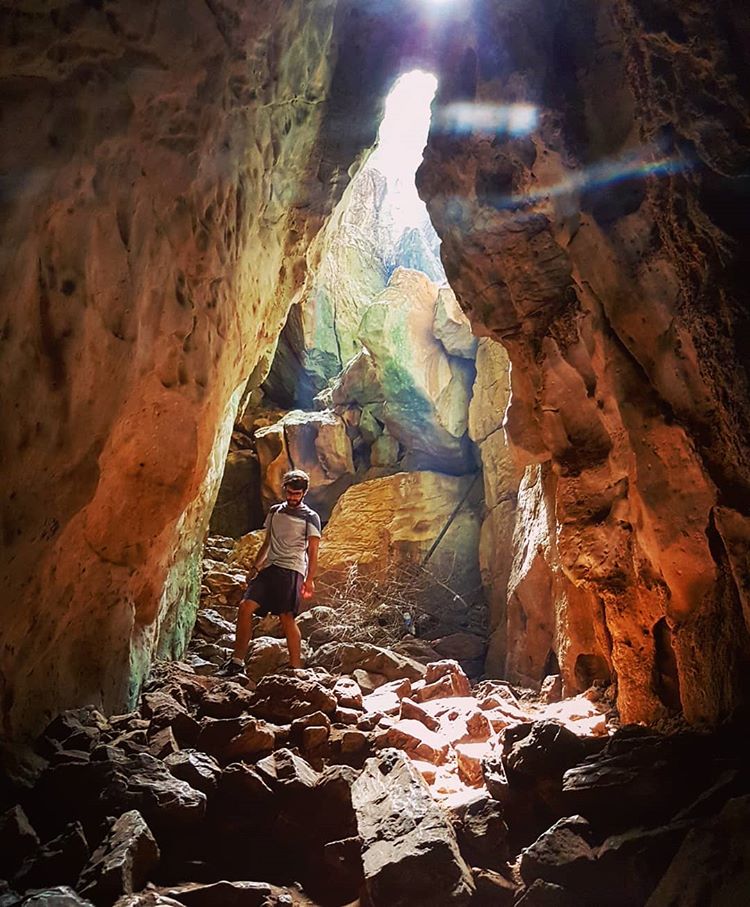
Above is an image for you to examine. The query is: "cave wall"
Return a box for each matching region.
[0,0,427,752]
[418,0,750,722]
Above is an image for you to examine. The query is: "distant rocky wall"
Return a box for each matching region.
[418,0,750,722]
[0,0,428,752]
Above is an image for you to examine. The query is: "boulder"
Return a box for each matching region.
[15,822,90,892]
[196,718,275,763]
[312,642,426,682]
[163,751,222,795]
[358,268,475,473]
[646,796,750,907]
[317,471,482,623]
[21,889,95,907]
[351,749,475,906]
[0,805,40,881]
[518,816,596,889]
[452,794,509,871]
[433,287,477,359]
[77,811,159,905]
[248,673,337,723]
[381,719,450,765]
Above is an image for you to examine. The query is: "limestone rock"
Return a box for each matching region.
[208,449,264,539]
[352,749,475,906]
[434,287,478,359]
[358,268,476,474]
[1,0,423,748]
[518,816,595,889]
[77,810,160,905]
[312,642,426,683]
[317,471,483,618]
[248,673,337,723]
[254,409,355,520]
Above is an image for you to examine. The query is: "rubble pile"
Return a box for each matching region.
[1,546,748,905]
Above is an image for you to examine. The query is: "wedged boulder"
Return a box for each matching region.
[244,637,293,682]
[433,286,477,359]
[351,749,475,906]
[358,267,476,473]
[248,673,337,723]
[77,811,159,905]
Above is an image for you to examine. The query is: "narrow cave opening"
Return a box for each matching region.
[203,68,506,683]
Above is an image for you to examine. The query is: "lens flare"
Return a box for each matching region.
[433,102,540,137]
[483,150,690,213]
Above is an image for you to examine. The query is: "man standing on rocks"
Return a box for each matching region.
[217,469,321,676]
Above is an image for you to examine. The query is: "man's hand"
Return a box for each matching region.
[245,565,259,584]
[301,577,315,600]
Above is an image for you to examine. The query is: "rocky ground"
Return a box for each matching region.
[1,538,749,906]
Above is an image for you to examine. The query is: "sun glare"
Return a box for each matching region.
[367,70,438,233]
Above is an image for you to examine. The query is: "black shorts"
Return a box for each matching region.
[242,564,303,616]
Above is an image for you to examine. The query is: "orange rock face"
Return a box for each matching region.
[0,0,423,750]
[417,0,750,723]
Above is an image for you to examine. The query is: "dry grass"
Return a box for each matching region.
[313,559,482,647]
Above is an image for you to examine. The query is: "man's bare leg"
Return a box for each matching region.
[279,612,302,668]
[233,598,259,662]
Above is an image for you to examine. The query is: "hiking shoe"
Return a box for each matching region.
[215,659,245,677]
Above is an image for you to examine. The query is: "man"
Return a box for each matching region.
[217,469,321,676]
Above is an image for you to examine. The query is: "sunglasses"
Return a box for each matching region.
[284,483,307,492]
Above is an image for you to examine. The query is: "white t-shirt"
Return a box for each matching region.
[264,502,321,576]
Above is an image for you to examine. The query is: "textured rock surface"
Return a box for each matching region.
[359,268,477,474]
[254,408,355,520]
[418,0,750,722]
[468,338,520,675]
[0,0,420,750]
[317,470,483,609]
[263,168,391,408]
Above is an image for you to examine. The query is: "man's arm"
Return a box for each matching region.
[247,533,271,582]
[302,535,320,599]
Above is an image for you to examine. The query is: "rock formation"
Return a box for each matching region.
[2,0,750,778]
[417,0,750,724]
[0,0,427,752]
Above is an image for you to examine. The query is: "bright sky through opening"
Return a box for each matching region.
[367,70,438,234]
